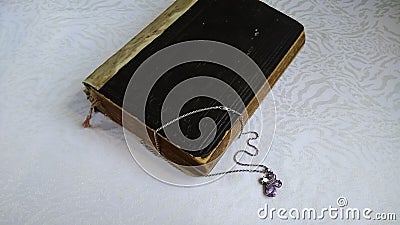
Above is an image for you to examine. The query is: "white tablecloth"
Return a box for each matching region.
[1,0,399,224]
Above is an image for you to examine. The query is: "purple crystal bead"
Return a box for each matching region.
[265,184,277,197]
[260,172,282,197]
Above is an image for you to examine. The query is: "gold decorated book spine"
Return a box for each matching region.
[83,0,198,90]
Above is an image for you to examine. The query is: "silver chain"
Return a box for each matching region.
[153,106,243,154]
[153,106,282,197]
[205,131,269,177]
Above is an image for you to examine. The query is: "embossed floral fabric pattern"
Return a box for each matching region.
[0,0,399,224]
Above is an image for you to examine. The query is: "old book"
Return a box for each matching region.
[83,0,305,176]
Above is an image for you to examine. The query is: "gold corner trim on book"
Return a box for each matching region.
[83,0,198,90]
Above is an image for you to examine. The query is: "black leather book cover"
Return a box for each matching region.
[83,0,305,173]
